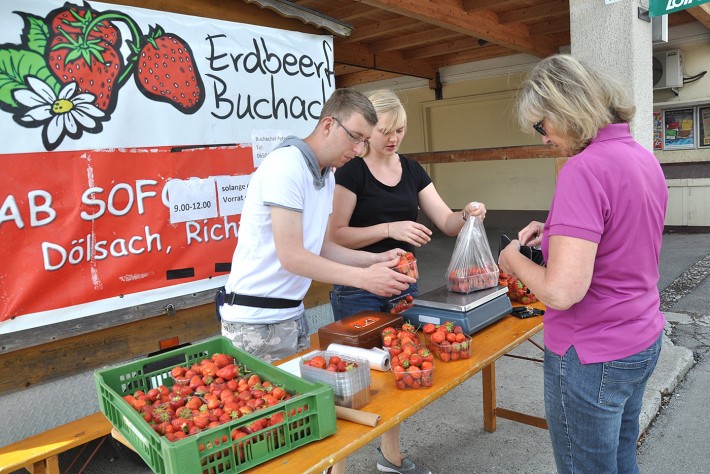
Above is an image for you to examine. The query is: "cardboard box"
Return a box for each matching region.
[318,311,403,349]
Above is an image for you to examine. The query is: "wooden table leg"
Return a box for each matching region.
[330,460,346,474]
[482,362,496,433]
[28,455,59,474]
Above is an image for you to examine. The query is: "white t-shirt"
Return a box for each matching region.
[221,145,334,323]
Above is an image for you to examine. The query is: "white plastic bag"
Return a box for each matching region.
[445,215,499,293]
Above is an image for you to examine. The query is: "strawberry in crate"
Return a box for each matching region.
[122,352,296,442]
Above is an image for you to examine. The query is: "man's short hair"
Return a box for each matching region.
[319,88,378,126]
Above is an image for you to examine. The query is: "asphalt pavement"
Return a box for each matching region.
[45,229,710,474]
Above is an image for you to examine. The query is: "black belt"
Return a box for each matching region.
[225,292,302,309]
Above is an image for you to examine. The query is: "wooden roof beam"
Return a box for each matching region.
[686,4,710,29]
[462,0,509,12]
[341,16,418,43]
[336,43,438,79]
[432,45,517,68]
[320,2,376,22]
[498,0,569,25]
[370,28,463,53]
[403,37,482,60]
[357,0,557,58]
[336,69,402,87]
[528,14,571,36]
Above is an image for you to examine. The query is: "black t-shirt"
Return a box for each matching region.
[334,155,432,254]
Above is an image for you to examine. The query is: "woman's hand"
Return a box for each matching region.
[388,221,432,247]
[518,221,544,247]
[498,238,521,276]
[463,201,486,220]
[378,248,406,264]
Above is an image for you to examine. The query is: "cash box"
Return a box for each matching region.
[318,311,403,349]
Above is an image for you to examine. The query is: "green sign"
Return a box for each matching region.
[650,0,710,17]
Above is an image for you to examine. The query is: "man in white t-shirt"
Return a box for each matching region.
[219,89,414,363]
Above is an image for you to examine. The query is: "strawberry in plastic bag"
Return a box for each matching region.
[446,213,499,294]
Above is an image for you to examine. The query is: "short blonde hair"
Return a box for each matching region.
[367,89,407,133]
[363,90,407,157]
[517,54,635,153]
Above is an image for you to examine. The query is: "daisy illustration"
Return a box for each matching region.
[13,76,105,150]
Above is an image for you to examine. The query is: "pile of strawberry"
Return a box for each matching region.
[381,323,420,357]
[122,352,295,443]
[499,271,538,305]
[447,264,499,293]
[388,294,414,314]
[303,354,358,372]
[393,252,419,278]
[381,324,435,389]
[421,321,471,361]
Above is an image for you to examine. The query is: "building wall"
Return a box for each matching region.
[363,71,556,213]
[355,24,710,225]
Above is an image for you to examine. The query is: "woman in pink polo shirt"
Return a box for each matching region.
[499,54,667,474]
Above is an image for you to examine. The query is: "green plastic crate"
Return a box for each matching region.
[95,336,337,474]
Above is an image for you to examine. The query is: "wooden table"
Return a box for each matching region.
[251,308,546,473]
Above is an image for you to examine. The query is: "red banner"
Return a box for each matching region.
[0,145,254,321]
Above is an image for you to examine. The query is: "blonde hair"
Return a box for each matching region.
[363,89,407,157]
[517,54,636,154]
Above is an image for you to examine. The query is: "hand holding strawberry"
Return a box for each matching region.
[393,251,419,279]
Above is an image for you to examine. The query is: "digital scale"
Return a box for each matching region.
[403,285,512,335]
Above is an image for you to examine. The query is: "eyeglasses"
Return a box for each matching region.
[333,117,369,146]
[532,120,547,136]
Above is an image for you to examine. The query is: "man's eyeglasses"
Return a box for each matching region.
[333,117,369,146]
[532,120,547,136]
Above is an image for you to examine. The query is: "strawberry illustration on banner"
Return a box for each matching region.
[134,25,205,113]
[2,1,206,151]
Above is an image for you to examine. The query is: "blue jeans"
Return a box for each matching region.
[544,333,662,474]
[329,283,419,321]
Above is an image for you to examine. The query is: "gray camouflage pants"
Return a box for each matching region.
[221,313,310,363]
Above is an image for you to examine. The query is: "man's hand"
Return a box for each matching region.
[360,261,415,297]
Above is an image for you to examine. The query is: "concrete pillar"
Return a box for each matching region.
[569,0,653,150]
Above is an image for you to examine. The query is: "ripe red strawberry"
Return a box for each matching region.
[47,32,123,112]
[134,26,204,113]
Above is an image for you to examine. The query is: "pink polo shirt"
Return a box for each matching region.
[541,123,667,364]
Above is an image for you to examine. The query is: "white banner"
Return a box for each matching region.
[0,0,334,154]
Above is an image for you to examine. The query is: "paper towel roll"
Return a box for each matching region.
[327,343,391,371]
[335,406,380,427]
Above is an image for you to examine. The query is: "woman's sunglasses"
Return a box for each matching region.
[533,120,547,136]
